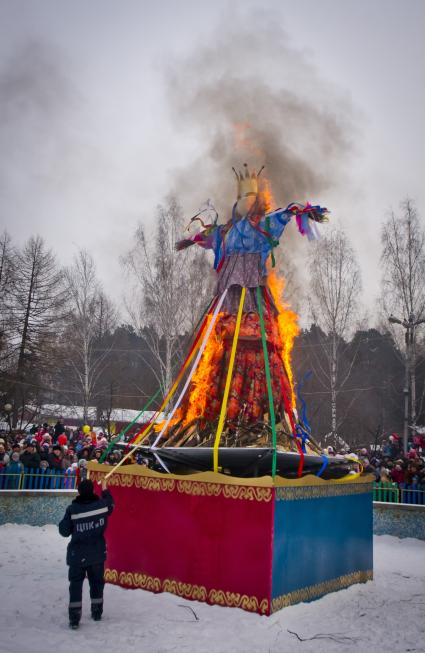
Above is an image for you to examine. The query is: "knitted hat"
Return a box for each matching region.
[78,479,94,498]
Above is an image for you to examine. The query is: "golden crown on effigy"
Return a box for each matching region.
[232,163,264,199]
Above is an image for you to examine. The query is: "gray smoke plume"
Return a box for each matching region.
[166,11,354,231]
[0,41,78,199]
[164,12,355,310]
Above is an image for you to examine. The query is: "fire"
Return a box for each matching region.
[183,314,224,424]
[267,268,300,407]
[260,174,300,407]
[163,159,300,436]
[260,177,275,214]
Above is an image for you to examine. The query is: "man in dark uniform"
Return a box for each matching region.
[59,477,114,629]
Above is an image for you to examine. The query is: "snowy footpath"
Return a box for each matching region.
[0,525,424,653]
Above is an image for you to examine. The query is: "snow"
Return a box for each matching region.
[32,404,164,425]
[0,525,424,653]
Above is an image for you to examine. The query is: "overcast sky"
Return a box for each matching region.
[1,0,424,321]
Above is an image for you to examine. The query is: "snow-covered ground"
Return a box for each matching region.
[0,525,424,653]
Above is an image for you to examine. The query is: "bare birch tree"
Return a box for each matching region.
[307,229,362,445]
[381,199,425,435]
[381,200,425,321]
[123,196,214,395]
[62,250,117,422]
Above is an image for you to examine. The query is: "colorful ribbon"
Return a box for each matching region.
[264,287,304,477]
[297,371,313,434]
[256,286,278,477]
[316,454,329,478]
[104,296,221,480]
[213,287,246,473]
[152,289,229,449]
[99,387,162,463]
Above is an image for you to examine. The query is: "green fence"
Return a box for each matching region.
[373,481,400,503]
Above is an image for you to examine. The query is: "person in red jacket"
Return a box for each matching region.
[390,463,404,485]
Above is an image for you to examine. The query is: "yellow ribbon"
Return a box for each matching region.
[213,287,246,472]
[104,330,203,480]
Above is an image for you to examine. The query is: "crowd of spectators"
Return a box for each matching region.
[0,418,125,485]
[327,433,425,495]
[1,422,425,497]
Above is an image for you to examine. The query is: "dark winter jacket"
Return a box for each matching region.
[20,450,41,469]
[54,421,65,440]
[47,452,63,470]
[58,489,114,566]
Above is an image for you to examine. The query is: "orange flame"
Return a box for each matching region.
[260,177,275,213]
[183,314,224,424]
[267,268,300,407]
[260,174,300,407]
[170,162,300,432]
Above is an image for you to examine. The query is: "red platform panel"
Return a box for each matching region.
[90,465,274,614]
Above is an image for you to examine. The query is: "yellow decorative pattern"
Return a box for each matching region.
[223,485,272,502]
[104,569,118,583]
[118,571,162,592]
[271,570,373,612]
[176,480,272,502]
[90,471,176,493]
[91,470,272,502]
[176,480,223,497]
[105,567,269,614]
[163,579,207,601]
[89,462,374,489]
[275,482,373,501]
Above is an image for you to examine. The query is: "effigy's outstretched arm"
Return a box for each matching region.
[255,203,329,267]
[175,224,218,252]
[263,203,329,242]
[287,203,329,240]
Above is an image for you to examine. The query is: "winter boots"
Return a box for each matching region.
[68,605,103,628]
[69,607,81,630]
[91,599,103,621]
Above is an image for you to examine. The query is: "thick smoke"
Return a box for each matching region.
[0,41,78,200]
[166,13,353,238]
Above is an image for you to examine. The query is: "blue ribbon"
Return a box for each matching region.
[295,424,308,453]
[297,371,313,434]
[316,454,329,478]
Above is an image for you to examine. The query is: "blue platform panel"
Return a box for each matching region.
[271,483,373,610]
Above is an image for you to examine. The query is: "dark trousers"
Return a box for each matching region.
[68,563,105,617]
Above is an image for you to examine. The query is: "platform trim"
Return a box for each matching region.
[176,480,272,502]
[91,471,272,501]
[275,483,373,501]
[105,568,269,614]
[271,569,373,611]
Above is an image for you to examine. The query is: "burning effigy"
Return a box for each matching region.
[111,165,354,479]
[90,164,373,615]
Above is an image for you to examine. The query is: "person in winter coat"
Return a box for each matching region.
[20,442,41,469]
[78,458,88,481]
[0,443,10,467]
[54,419,65,442]
[59,478,114,629]
[390,463,405,485]
[48,445,64,470]
[6,452,23,488]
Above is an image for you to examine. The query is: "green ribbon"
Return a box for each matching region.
[264,215,279,268]
[98,298,217,464]
[99,388,162,463]
[256,286,277,477]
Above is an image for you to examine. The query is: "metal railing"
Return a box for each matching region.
[0,470,424,502]
[0,467,78,490]
[373,481,425,505]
